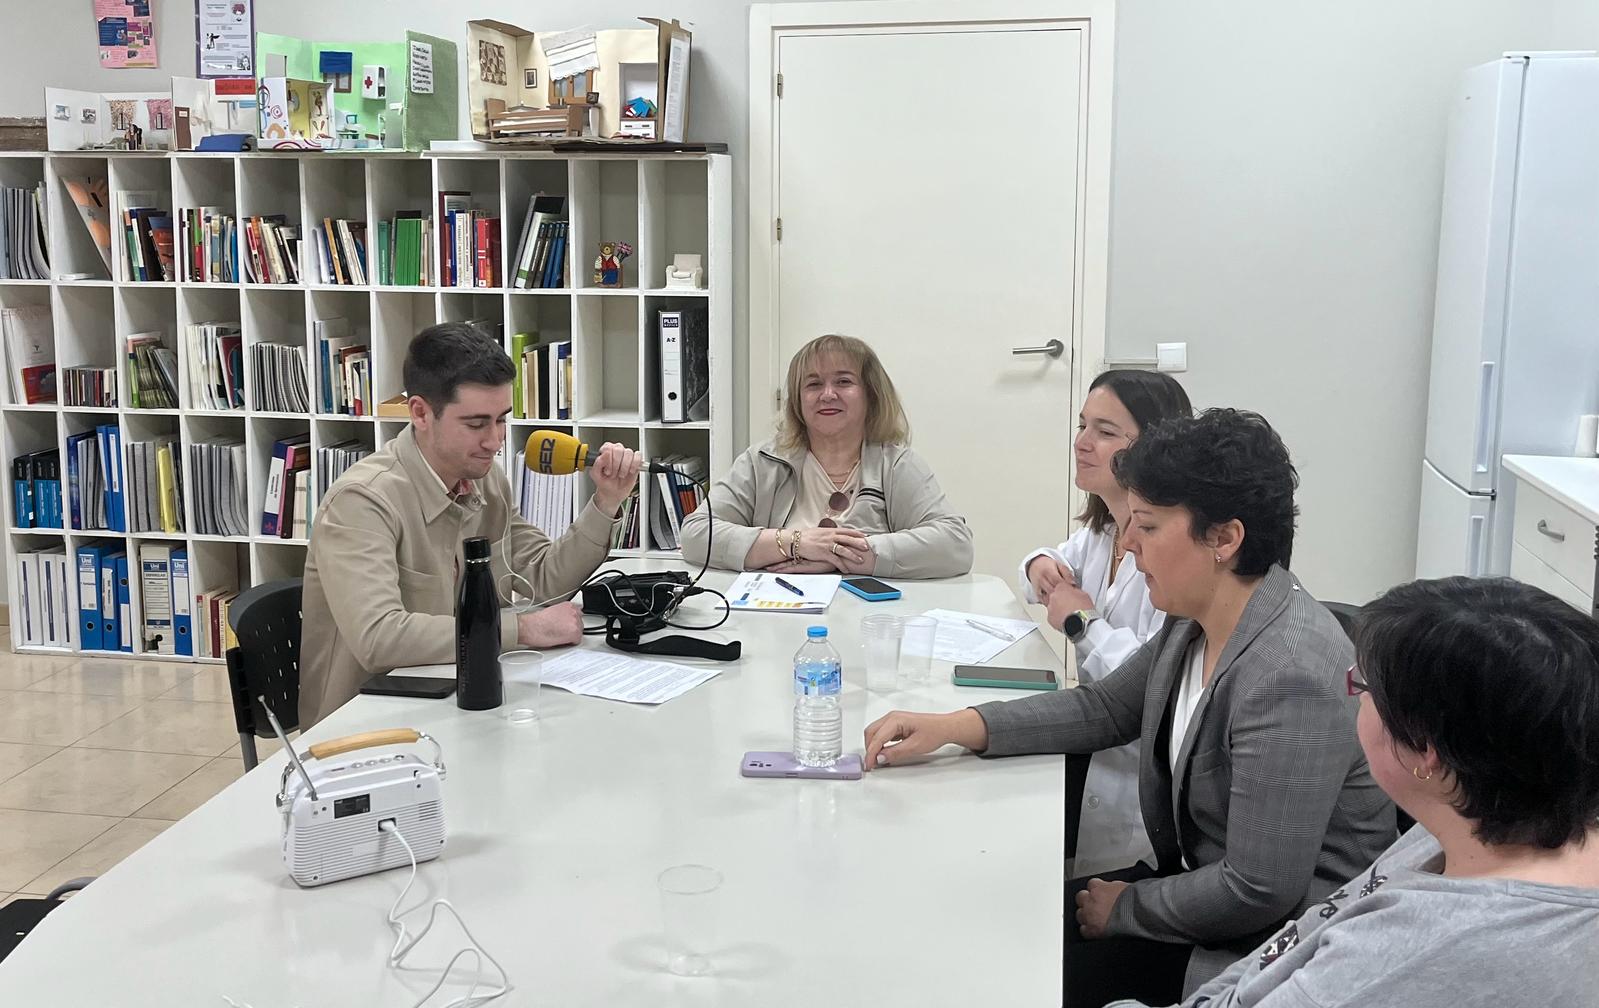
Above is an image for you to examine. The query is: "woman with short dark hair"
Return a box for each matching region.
[865,409,1395,1006]
[1106,576,1599,1007]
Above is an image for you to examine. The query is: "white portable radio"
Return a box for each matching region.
[270,715,448,888]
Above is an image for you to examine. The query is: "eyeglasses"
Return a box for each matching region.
[1347,663,1370,697]
[818,490,850,529]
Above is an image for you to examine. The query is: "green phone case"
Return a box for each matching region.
[950,672,1058,691]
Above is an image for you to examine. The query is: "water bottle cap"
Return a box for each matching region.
[807,626,827,638]
[462,536,492,561]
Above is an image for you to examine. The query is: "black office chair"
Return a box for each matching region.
[0,879,93,963]
[224,578,303,771]
[1323,599,1417,837]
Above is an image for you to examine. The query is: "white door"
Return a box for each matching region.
[1416,460,1493,578]
[769,23,1088,586]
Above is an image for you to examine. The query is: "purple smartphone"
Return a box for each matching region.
[741,751,864,780]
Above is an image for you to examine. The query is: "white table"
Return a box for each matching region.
[0,570,1066,1006]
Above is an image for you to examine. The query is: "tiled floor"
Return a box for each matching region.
[0,647,280,910]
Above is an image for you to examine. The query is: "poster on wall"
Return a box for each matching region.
[96,0,159,68]
[196,0,255,77]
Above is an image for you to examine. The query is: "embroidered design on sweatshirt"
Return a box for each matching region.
[1359,867,1389,898]
[1258,921,1301,968]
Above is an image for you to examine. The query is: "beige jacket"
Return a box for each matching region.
[678,439,973,579]
[298,426,615,727]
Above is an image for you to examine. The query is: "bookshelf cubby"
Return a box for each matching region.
[1,149,731,663]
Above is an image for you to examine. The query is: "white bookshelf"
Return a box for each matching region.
[1,149,732,663]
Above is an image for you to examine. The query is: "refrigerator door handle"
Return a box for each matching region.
[1472,361,1496,474]
[1468,513,1487,576]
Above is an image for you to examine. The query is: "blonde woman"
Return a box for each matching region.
[680,334,972,578]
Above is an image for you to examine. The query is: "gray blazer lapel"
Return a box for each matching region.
[1168,565,1297,827]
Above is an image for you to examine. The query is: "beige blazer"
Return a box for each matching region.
[298,426,615,727]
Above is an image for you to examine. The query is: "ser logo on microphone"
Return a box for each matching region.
[538,438,556,472]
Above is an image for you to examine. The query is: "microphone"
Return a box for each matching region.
[523,429,674,475]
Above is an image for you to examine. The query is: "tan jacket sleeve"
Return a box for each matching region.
[871,447,974,579]
[500,495,616,607]
[679,447,764,570]
[314,485,459,671]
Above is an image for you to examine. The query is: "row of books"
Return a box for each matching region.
[3,304,55,405]
[314,318,373,415]
[373,214,430,286]
[117,192,173,282]
[12,449,63,529]
[185,322,244,410]
[126,331,179,408]
[125,437,184,534]
[241,215,301,284]
[507,192,570,289]
[610,491,643,550]
[514,468,578,539]
[18,542,237,657]
[66,427,113,531]
[437,192,501,288]
[250,341,311,413]
[646,457,708,552]
[14,547,74,648]
[178,207,239,283]
[510,335,573,420]
[0,183,50,280]
[317,440,371,501]
[311,217,369,286]
[61,365,116,408]
[260,434,310,539]
[188,438,248,536]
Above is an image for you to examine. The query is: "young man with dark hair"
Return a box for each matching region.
[298,323,641,727]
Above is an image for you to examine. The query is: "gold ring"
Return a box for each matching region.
[832,543,841,556]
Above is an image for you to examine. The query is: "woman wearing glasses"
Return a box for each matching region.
[864,409,1394,1007]
[1017,369,1192,877]
[680,333,972,578]
[1107,577,1599,1007]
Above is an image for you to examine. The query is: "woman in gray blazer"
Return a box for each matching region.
[864,409,1394,1007]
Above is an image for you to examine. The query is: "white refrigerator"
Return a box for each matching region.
[1416,52,1599,578]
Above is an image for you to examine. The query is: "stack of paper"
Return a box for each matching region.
[187,438,247,536]
[727,572,841,613]
[907,608,1040,665]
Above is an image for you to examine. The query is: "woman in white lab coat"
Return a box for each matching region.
[1017,369,1191,876]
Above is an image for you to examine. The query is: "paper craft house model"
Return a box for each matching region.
[467,18,691,142]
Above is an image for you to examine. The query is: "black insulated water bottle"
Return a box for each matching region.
[456,536,502,710]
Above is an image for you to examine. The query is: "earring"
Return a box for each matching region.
[1412,765,1433,782]
[1215,553,1223,564]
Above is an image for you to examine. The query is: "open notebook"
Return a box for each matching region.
[727,572,841,613]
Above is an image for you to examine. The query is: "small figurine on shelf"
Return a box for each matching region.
[664,253,704,290]
[594,241,633,287]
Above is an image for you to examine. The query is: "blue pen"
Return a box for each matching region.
[773,576,806,597]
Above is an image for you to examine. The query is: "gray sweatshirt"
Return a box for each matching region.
[1109,826,1599,1008]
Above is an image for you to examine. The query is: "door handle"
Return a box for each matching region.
[1012,339,1064,359]
[1537,519,1566,542]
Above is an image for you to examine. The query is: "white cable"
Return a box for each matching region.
[380,820,512,1008]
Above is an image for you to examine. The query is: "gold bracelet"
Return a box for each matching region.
[776,529,789,557]
[789,530,800,561]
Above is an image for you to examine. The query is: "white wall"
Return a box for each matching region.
[1,1,1594,604]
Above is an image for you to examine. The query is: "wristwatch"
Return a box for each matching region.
[1062,608,1100,643]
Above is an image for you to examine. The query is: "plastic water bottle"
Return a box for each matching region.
[793,626,843,767]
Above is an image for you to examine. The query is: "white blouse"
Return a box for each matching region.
[1016,526,1165,681]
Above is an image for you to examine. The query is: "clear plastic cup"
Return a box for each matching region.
[658,864,722,976]
[898,616,938,686]
[861,614,903,693]
[499,650,543,723]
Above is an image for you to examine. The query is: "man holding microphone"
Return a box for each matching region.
[298,322,641,727]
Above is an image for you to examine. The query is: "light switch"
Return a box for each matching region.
[1156,342,1187,373]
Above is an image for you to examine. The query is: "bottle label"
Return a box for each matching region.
[794,660,841,695]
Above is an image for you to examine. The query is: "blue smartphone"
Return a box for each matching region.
[840,576,901,601]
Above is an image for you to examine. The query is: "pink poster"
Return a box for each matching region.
[96,0,159,69]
